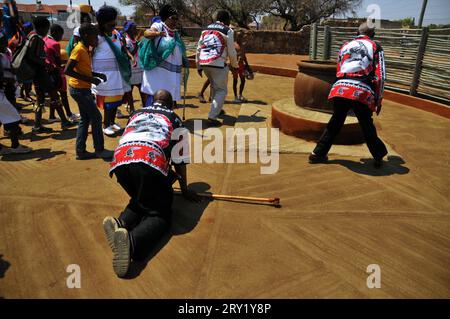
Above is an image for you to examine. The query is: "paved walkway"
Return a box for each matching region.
[0,71,449,298]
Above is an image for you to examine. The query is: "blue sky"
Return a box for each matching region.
[16,0,450,25]
[351,0,450,25]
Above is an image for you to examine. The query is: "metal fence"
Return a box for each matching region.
[309,24,450,105]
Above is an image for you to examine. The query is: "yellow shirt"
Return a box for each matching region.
[68,42,92,89]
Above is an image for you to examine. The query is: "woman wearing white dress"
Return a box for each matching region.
[139,5,188,108]
[92,6,131,137]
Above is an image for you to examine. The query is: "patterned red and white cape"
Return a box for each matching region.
[328,35,386,111]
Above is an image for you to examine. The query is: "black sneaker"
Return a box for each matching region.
[61,121,76,130]
[95,149,115,160]
[32,126,53,134]
[309,153,328,164]
[76,151,97,161]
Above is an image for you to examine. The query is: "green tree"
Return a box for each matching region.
[266,0,362,31]
[395,17,415,28]
[217,0,268,29]
[119,0,217,27]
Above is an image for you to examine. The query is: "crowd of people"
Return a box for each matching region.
[0,2,252,277]
[0,2,387,278]
[0,3,253,157]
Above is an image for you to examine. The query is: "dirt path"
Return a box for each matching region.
[0,72,449,298]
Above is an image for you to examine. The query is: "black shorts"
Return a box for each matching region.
[33,69,56,93]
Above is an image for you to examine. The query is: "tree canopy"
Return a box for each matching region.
[119,0,362,30]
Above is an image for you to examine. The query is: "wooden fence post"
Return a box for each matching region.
[410,27,429,96]
[310,23,318,60]
[323,26,331,60]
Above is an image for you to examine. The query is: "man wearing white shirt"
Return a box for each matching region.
[196,10,238,126]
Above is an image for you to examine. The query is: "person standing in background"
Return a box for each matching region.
[196,10,238,126]
[27,17,73,134]
[139,4,188,109]
[92,6,131,137]
[122,21,144,114]
[0,32,32,155]
[65,23,113,160]
[2,0,18,41]
[44,24,79,124]
[232,31,253,103]
[309,23,388,168]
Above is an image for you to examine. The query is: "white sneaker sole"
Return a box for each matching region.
[113,229,131,278]
[103,130,115,136]
[103,217,119,252]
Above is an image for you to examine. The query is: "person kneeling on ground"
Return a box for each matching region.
[104,89,200,278]
[65,23,114,160]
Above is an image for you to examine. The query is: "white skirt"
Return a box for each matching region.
[141,47,183,101]
[92,57,129,96]
[141,67,182,101]
[0,92,20,124]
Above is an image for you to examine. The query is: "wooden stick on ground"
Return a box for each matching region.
[174,189,281,207]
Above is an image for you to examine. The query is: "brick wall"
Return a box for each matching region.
[181,27,311,55]
[240,28,310,55]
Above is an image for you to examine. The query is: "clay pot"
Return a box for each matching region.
[294,60,337,113]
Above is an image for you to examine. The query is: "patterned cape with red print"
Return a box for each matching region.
[328,35,386,112]
[110,103,189,177]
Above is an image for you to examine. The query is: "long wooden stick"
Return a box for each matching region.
[174,189,281,206]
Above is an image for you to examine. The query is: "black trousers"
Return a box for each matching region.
[313,97,388,160]
[114,163,173,261]
[4,83,17,110]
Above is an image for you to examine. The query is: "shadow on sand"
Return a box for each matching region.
[325,156,410,177]
[183,118,214,132]
[52,129,78,141]
[0,254,10,279]
[224,99,268,106]
[123,182,212,279]
[0,148,66,162]
[174,103,199,110]
[234,109,267,124]
[183,110,267,131]
[0,254,10,299]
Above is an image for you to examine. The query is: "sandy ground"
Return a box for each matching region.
[0,69,449,298]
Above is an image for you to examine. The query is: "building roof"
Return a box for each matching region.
[17,4,68,14]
